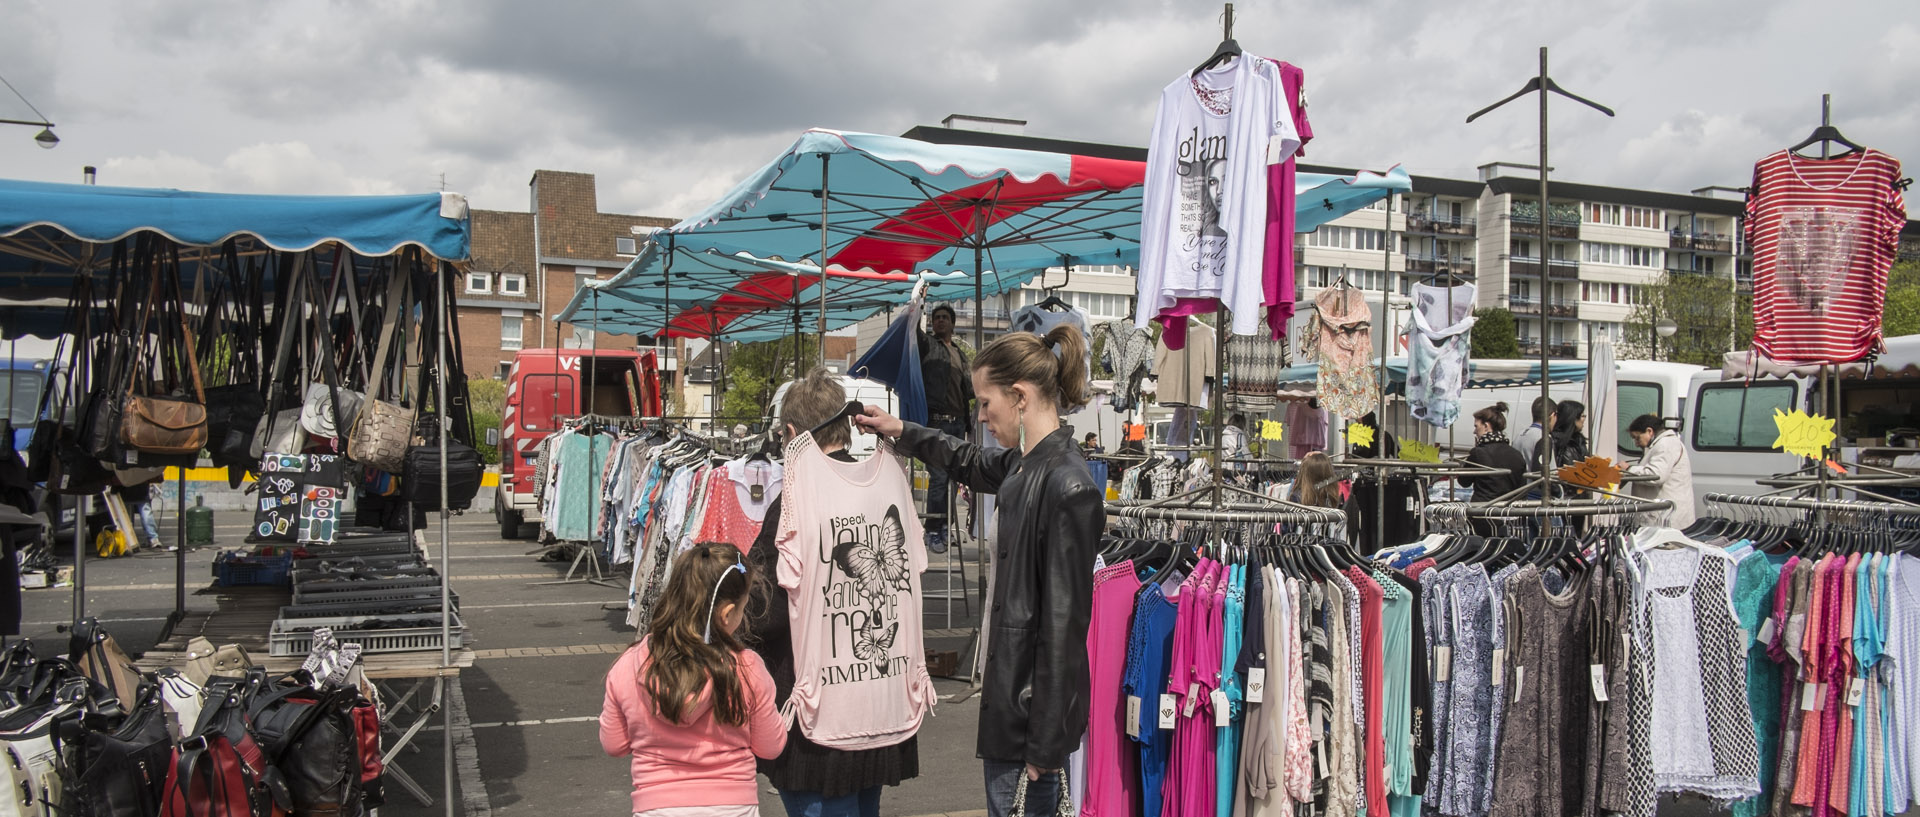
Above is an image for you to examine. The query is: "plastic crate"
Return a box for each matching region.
[291,567,439,586]
[293,577,448,606]
[213,551,294,587]
[279,595,457,620]
[269,612,466,657]
[293,555,426,572]
[298,540,419,559]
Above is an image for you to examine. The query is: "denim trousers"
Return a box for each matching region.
[777,786,880,817]
[982,760,1063,817]
[924,418,969,529]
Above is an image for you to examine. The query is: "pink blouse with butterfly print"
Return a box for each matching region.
[773,431,936,750]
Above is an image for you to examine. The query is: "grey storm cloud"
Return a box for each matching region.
[0,0,1913,219]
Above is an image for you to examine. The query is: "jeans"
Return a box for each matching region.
[983,760,1063,817]
[132,500,160,546]
[777,787,880,817]
[924,418,968,534]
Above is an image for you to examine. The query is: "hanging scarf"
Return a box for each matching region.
[1475,430,1509,447]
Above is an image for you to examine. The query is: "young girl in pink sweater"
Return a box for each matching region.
[601,542,787,815]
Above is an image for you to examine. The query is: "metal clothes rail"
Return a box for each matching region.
[1423,496,1673,521]
[1702,492,1920,516]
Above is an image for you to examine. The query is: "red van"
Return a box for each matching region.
[495,349,657,538]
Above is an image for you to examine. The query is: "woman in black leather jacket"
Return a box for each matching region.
[856,323,1103,817]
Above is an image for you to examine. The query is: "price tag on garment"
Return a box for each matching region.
[1434,646,1453,683]
[1589,664,1610,702]
[1557,456,1624,491]
[1801,682,1824,712]
[1512,666,1524,703]
[1183,683,1200,718]
[1491,649,1506,685]
[1756,617,1777,646]
[1847,677,1865,708]
[1246,668,1266,703]
[750,484,766,503]
[1159,694,1178,730]
[1127,696,1143,738]
[1212,689,1231,727]
[1346,423,1376,450]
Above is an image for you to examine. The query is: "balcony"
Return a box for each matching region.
[1404,212,1478,237]
[1404,252,1476,277]
[1508,256,1580,281]
[1507,297,1579,319]
[1668,231,1735,254]
[1518,338,1580,359]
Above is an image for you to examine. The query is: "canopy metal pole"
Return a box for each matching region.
[437,262,455,817]
[71,495,84,623]
[1536,48,1554,497]
[818,155,830,363]
[175,467,186,616]
[1376,193,1393,539]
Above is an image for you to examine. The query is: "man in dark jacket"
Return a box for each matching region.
[918,304,973,553]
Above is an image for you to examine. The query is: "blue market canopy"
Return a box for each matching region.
[562,128,1412,339]
[561,240,1044,342]
[0,178,472,339]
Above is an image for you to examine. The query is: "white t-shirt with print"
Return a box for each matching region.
[1135,55,1300,338]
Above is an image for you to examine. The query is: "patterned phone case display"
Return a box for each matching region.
[254,454,306,541]
[299,455,348,545]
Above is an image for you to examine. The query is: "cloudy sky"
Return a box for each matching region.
[1,0,1913,220]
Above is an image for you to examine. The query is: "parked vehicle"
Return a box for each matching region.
[494,349,656,539]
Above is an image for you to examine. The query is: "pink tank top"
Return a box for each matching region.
[1084,560,1143,817]
[774,432,935,749]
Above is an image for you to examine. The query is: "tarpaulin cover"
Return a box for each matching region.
[1275,358,1589,396]
[562,128,1410,340]
[1721,334,1920,380]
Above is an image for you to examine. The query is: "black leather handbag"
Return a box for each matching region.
[247,672,366,817]
[402,417,484,512]
[61,685,173,817]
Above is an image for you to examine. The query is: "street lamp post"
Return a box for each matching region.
[1655,317,1678,362]
[1,73,59,148]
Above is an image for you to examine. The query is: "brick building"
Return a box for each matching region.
[457,170,675,381]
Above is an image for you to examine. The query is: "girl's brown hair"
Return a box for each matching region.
[637,542,760,726]
[972,323,1091,411]
[1295,451,1341,508]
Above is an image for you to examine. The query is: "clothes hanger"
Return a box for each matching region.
[1191,36,1242,77]
[1788,124,1863,158]
[807,400,865,438]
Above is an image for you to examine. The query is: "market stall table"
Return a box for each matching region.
[135,585,473,808]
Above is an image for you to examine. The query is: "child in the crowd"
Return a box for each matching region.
[600,542,787,816]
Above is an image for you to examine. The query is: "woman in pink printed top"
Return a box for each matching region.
[600,542,788,817]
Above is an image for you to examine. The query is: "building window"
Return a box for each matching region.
[501,315,523,350]
[466,272,492,294]
[576,272,596,293]
[616,237,638,255]
[501,273,526,296]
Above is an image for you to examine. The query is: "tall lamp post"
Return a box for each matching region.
[1,73,59,148]
[1655,317,1678,362]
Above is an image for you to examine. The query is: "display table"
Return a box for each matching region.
[136,585,473,806]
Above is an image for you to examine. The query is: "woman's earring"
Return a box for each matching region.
[1018,407,1027,452]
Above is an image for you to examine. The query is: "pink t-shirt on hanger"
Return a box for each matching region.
[775,432,935,750]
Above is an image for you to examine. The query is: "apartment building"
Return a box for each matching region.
[457,170,676,380]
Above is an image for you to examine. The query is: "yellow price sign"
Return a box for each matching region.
[1771,408,1836,461]
[1260,420,1285,441]
[1345,423,1376,449]
[1401,440,1440,463]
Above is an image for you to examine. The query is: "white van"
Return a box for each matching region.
[769,375,899,458]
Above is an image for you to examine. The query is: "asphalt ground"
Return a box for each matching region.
[21,508,993,817]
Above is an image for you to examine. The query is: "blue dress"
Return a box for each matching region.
[1124,581,1179,817]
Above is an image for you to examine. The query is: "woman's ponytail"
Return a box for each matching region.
[1045,323,1091,411]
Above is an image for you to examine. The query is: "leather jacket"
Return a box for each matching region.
[894,422,1104,769]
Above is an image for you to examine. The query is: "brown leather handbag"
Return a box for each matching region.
[121,273,210,455]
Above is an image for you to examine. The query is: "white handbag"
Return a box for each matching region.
[299,382,364,440]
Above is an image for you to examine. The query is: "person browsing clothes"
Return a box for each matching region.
[856,323,1103,817]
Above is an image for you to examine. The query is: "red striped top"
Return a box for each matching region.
[1746,148,1906,364]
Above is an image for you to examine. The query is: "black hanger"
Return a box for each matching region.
[1033,291,1072,313]
[1789,124,1863,158]
[808,400,865,438]
[1192,37,1242,77]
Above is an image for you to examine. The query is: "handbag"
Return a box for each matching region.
[182,637,254,686]
[160,678,287,817]
[401,417,484,512]
[120,266,209,456]
[247,674,364,817]
[61,685,173,817]
[298,383,362,441]
[66,618,141,711]
[250,408,306,461]
[0,692,83,817]
[348,270,414,473]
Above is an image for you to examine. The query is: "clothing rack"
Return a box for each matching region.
[1702,491,1920,516]
[1423,495,1673,521]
